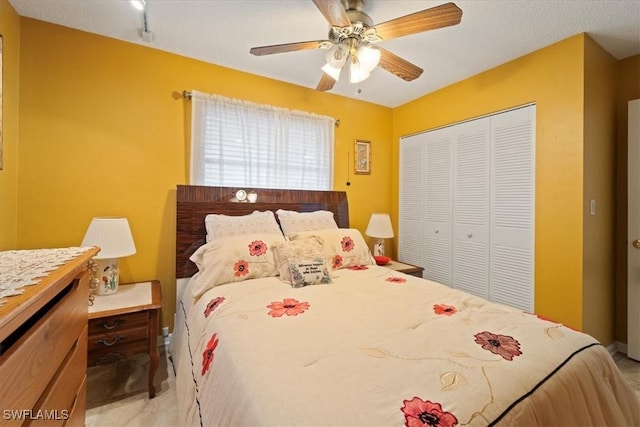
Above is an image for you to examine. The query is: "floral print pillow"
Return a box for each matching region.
[288,228,375,270]
[189,233,285,299]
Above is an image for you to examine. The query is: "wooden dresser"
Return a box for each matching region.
[0,247,99,426]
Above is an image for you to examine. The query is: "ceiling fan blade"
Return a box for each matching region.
[378,47,423,81]
[250,40,327,56]
[374,2,462,41]
[316,72,337,91]
[312,0,351,27]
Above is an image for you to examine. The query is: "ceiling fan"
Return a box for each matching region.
[249,0,462,91]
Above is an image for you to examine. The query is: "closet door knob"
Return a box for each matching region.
[434,229,439,234]
[633,239,640,249]
[467,232,473,238]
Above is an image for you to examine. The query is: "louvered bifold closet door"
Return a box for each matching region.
[423,128,453,285]
[489,105,535,312]
[398,134,425,270]
[452,119,491,298]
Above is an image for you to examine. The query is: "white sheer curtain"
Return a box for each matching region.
[190,91,334,190]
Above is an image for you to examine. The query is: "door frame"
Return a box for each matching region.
[628,98,639,361]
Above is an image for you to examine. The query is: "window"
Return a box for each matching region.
[190,91,334,190]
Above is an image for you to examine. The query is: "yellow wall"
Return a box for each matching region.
[615,55,640,343]
[392,35,586,333]
[0,0,20,250]
[16,18,392,330]
[582,36,617,345]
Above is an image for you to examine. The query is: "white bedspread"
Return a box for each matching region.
[169,265,640,426]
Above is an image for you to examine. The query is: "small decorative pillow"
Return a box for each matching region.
[189,233,285,299]
[275,209,338,237]
[288,258,332,288]
[288,228,375,270]
[272,237,331,285]
[205,210,282,242]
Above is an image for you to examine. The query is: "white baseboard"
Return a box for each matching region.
[605,341,628,356]
[157,333,172,347]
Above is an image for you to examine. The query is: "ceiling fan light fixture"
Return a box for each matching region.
[321,63,342,81]
[250,1,462,91]
[325,44,348,67]
[357,46,380,72]
[349,60,370,83]
[322,44,348,81]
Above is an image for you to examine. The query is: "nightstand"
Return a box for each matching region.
[384,260,424,278]
[88,280,162,398]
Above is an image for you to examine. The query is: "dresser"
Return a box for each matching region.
[0,247,99,426]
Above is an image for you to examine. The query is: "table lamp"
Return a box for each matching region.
[365,213,394,256]
[81,217,136,296]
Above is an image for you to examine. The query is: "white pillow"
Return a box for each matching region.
[288,228,375,270]
[205,210,282,242]
[275,209,338,237]
[189,233,285,299]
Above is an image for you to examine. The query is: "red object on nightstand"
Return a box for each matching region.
[374,255,391,266]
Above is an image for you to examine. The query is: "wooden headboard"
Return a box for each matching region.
[176,185,349,278]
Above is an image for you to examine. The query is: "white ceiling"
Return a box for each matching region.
[9,0,640,108]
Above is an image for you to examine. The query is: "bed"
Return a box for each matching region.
[169,185,640,426]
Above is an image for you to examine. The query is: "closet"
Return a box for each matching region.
[399,105,535,311]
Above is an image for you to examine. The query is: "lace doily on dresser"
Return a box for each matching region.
[0,247,94,307]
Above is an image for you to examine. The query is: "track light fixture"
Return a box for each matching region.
[131,0,154,43]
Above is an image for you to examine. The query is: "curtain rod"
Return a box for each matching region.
[182,90,340,127]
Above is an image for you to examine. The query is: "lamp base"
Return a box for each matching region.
[373,239,385,256]
[93,258,120,295]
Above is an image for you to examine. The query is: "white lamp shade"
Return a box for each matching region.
[325,44,347,67]
[81,217,137,259]
[357,46,381,72]
[365,213,394,238]
[349,60,370,83]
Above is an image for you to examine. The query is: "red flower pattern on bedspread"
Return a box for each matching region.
[248,240,267,256]
[401,397,458,427]
[433,304,457,316]
[332,255,343,269]
[474,331,522,361]
[234,260,249,277]
[202,333,219,376]
[267,298,310,317]
[386,276,407,284]
[340,236,355,252]
[204,297,225,318]
[348,265,369,270]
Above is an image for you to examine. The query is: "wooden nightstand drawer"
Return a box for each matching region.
[88,323,149,352]
[87,337,150,366]
[88,311,149,336]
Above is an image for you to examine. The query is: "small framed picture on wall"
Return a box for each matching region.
[355,140,371,175]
